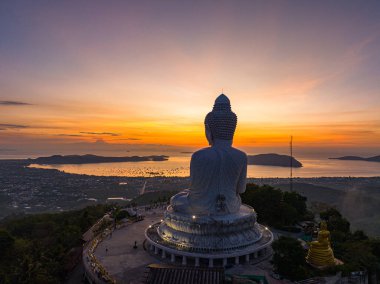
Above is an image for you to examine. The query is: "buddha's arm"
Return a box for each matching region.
[189,155,196,191]
[236,154,248,194]
[189,151,206,191]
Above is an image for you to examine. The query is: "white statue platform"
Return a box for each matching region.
[158,204,261,252]
[145,204,273,267]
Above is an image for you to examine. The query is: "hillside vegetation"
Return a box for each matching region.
[0,205,110,284]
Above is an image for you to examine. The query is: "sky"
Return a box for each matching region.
[1,1,380,158]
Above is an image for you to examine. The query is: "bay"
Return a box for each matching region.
[29,156,380,178]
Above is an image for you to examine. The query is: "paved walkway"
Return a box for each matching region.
[93,206,284,284]
[94,209,163,284]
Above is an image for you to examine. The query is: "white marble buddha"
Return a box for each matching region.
[171,94,247,215]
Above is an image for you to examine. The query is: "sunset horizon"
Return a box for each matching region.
[1,1,380,158]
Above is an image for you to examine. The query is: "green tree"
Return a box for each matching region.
[0,230,14,258]
[272,236,309,281]
[320,208,342,220]
[283,191,307,217]
[370,239,380,259]
[328,216,350,234]
[241,184,308,227]
[341,241,378,272]
[242,184,283,225]
[0,204,110,283]
[351,230,369,241]
[278,202,298,226]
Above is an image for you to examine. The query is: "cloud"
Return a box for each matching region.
[57,134,84,137]
[117,138,142,141]
[57,132,127,137]
[0,101,32,106]
[0,124,28,129]
[79,131,121,136]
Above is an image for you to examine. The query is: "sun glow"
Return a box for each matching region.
[1,1,380,156]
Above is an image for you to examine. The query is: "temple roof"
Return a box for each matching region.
[146,264,225,284]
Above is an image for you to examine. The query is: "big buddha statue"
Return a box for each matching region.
[145,94,273,265]
[170,94,247,215]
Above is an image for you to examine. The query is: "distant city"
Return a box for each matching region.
[1,158,380,236]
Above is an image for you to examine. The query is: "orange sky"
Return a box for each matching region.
[1,1,380,157]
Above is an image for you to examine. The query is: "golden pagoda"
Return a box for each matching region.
[306,221,336,268]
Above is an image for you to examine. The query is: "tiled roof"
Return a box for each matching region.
[145,264,225,284]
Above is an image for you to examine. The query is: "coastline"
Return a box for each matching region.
[1,159,380,236]
[25,156,380,178]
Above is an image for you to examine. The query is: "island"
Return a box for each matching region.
[329,155,380,163]
[28,154,169,165]
[247,153,302,167]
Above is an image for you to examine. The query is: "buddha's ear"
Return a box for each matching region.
[205,124,213,145]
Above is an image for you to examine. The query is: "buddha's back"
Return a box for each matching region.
[188,142,247,215]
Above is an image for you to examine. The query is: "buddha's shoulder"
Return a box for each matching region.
[192,147,215,160]
[192,147,247,160]
[230,147,247,158]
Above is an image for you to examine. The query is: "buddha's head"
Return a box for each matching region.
[204,94,237,145]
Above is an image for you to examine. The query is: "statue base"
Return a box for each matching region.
[145,204,273,267]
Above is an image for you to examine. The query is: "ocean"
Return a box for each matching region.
[29,155,380,178]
